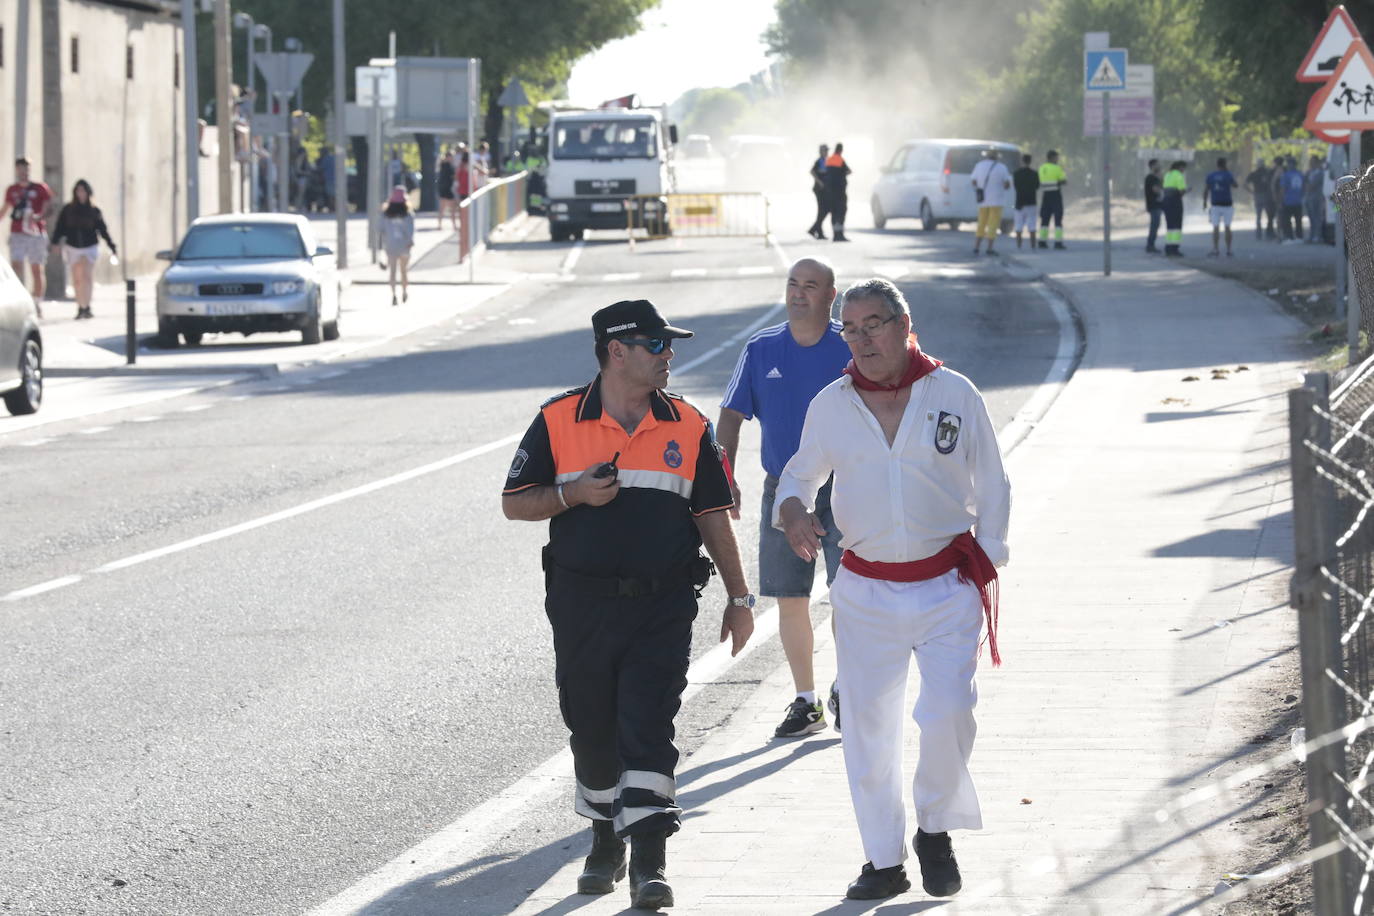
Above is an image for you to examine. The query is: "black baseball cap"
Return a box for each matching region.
[592,299,694,343]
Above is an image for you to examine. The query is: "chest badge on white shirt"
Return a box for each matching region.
[935,411,962,454]
[765,367,782,379]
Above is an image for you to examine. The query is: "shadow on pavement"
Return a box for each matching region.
[354,739,836,915]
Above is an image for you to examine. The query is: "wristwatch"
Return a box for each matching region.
[728,594,757,609]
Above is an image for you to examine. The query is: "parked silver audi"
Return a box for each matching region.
[0,259,42,416]
[156,214,341,347]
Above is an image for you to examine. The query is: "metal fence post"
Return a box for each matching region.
[1290,371,1353,915]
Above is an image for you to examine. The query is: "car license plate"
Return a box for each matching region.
[205,301,256,316]
[591,202,622,213]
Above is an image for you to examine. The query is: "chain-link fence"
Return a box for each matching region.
[1289,163,1374,912]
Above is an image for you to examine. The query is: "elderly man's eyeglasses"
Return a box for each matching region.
[618,337,671,355]
[839,314,899,342]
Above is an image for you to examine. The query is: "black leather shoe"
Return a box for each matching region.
[845,861,910,900]
[629,830,673,909]
[577,820,626,894]
[914,829,962,897]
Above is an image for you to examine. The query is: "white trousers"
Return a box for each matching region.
[831,565,984,869]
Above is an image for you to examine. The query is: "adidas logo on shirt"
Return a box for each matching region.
[766,367,782,379]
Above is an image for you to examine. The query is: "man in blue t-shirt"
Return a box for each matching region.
[1202,157,1238,258]
[718,257,852,739]
[1279,157,1306,241]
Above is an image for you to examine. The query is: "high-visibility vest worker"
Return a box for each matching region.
[1037,152,1067,249]
[1161,162,1188,256]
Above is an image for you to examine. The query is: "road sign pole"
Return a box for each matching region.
[332,0,347,269]
[180,0,199,226]
[1350,131,1363,366]
[1102,91,1111,276]
[467,59,476,284]
[277,92,291,213]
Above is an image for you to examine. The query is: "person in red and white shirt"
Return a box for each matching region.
[775,277,1010,903]
[1,157,55,308]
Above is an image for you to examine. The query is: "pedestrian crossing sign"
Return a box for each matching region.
[1084,49,1128,91]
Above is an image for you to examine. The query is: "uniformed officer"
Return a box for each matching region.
[1162,160,1188,257]
[503,299,755,910]
[1037,149,1067,250]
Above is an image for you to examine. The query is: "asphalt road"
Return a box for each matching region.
[0,198,1065,915]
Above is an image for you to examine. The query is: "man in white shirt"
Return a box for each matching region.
[776,278,1010,902]
[969,149,1012,256]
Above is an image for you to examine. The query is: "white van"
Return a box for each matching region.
[871,138,1023,231]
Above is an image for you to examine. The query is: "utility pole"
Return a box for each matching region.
[181,0,199,223]
[1101,91,1111,276]
[14,0,30,156]
[213,0,233,212]
[332,0,348,267]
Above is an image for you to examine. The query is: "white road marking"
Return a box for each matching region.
[91,434,522,576]
[21,437,54,446]
[79,426,112,435]
[602,272,641,282]
[558,239,585,276]
[996,285,1079,454]
[671,267,708,278]
[179,404,213,413]
[2,575,84,602]
[227,395,251,402]
[132,416,161,422]
[737,265,774,276]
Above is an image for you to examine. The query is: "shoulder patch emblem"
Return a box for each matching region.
[664,439,683,469]
[935,412,962,454]
[508,448,530,478]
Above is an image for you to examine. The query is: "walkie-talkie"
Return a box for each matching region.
[592,451,621,479]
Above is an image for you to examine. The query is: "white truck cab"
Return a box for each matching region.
[545,106,677,241]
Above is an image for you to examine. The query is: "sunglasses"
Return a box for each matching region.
[618,337,671,355]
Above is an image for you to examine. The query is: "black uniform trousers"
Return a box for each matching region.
[810,186,830,233]
[826,181,848,231]
[1039,189,1064,228]
[547,571,697,838]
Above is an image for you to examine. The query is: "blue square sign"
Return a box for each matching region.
[1084,49,1128,91]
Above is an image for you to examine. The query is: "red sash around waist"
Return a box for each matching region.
[841,531,1001,666]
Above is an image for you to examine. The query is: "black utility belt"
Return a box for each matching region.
[550,554,716,599]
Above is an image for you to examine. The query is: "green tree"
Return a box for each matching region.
[201,0,658,146]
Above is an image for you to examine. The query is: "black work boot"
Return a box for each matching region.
[914,829,962,897]
[577,819,626,895]
[628,830,673,909]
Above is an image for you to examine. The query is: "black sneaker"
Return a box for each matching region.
[846,862,910,900]
[914,829,962,897]
[1053,242,1067,250]
[773,697,825,738]
[827,682,841,733]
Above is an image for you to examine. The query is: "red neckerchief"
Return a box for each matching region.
[843,337,942,393]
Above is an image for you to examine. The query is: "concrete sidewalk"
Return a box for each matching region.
[514,241,1308,913]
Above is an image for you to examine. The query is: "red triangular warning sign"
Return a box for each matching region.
[1298,5,1362,82]
[1306,40,1374,130]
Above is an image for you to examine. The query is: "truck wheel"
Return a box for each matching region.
[550,225,569,243]
[182,331,204,346]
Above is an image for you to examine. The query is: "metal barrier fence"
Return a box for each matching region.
[1337,168,1374,367]
[1291,162,1374,914]
[458,171,528,278]
[624,192,770,242]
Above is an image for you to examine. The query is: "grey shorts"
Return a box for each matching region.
[9,233,48,265]
[759,474,843,598]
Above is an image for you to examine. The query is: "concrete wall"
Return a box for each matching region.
[1,0,241,286]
